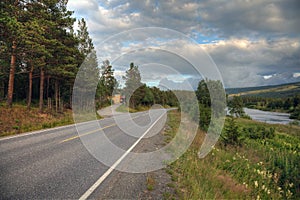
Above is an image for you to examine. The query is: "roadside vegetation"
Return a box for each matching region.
[0,103,73,137]
[165,110,299,199]
[1,1,119,136]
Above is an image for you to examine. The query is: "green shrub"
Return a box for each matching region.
[221,117,243,147]
[243,126,275,139]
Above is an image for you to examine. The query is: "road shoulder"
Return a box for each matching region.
[92,111,177,199]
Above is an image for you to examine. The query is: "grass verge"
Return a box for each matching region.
[164,110,299,199]
[0,104,74,137]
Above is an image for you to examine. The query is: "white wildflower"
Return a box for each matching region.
[254,181,258,188]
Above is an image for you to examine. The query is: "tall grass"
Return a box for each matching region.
[0,104,74,137]
[165,111,299,199]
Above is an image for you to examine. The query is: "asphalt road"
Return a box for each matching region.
[0,109,168,199]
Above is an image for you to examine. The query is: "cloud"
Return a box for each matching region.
[293,73,300,78]
[68,0,300,88]
[202,38,300,87]
[198,0,300,38]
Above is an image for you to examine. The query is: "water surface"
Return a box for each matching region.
[244,108,294,125]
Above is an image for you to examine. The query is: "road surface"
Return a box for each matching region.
[0,109,169,199]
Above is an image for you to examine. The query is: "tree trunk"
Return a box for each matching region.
[39,67,44,112]
[69,85,72,109]
[0,77,4,100]
[46,76,50,100]
[27,64,33,109]
[55,79,58,112]
[7,40,17,108]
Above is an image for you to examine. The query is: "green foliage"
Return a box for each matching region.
[290,105,300,120]
[228,96,246,117]
[196,79,226,131]
[0,0,89,110]
[122,63,178,109]
[96,60,117,108]
[123,62,143,109]
[167,111,299,199]
[142,86,154,105]
[221,117,243,147]
[243,126,275,140]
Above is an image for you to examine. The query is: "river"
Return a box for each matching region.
[244,108,295,125]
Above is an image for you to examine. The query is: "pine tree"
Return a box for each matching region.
[221,116,243,147]
[0,0,25,107]
[77,18,94,57]
[96,60,117,108]
[40,0,79,112]
[123,62,143,109]
[229,96,245,117]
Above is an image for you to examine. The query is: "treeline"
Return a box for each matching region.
[177,79,226,131]
[0,0,100,112]
[238,95,300,120]
[122,62,179,109]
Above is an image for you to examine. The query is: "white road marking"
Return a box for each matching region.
[0,119,107,142]
[79,110,167,200]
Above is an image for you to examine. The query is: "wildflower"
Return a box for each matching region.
[267,173,272,179]
[254,181,258,188]
[262,185,265,190]
[233,156,236,160]
[289,183,294,188]
[267,189,270,194]
[256,195,260,200]
[287,190,293,198]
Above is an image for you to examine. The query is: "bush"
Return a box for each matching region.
[243,126,275,139]
[221,117,243,147]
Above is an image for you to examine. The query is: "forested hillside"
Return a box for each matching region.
[226,82,300,98]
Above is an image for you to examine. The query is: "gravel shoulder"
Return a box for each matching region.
[94,112,177,200]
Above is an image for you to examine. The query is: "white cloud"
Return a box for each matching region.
[263,75,273,80]
[293,73,300,78]
[201,38,300,87]
[67,0,300,88]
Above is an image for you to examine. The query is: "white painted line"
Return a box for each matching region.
[0,119,107,142]
[79,110,167,200]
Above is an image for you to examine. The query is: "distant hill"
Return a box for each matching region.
[226,82,300,98]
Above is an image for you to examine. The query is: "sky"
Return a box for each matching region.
[67,0,300,88]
